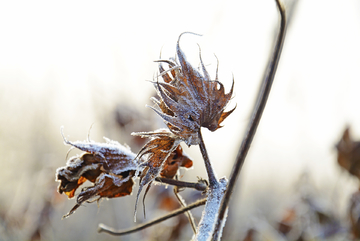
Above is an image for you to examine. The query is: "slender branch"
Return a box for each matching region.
[212,0,287,237]
[198,130,219,187]
[98,198,207,236]
[173,186,197,233]
[154,177,208,192]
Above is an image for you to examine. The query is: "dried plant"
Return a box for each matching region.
[336,127,360,240]
[336,127,360,179]
[55,0,286,239]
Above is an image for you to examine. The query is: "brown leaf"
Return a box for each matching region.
[150,32,235,146]
[160,145,193,179]
[131,129,181,214]
[56,131,138,217]
[336,127,360,179]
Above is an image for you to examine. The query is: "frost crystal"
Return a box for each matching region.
[56,130,139,218]
[193,177,228,241]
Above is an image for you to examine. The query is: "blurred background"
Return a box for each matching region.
[1,0,360,240]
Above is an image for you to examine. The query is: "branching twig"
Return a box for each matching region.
[212,0,287,238]
[154,177,208,192]
[98,198,207,236]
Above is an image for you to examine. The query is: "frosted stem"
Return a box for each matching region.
[193,178,228,241]
[154,177,208,192]
[212,0,287,237]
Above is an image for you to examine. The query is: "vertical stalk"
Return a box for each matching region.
[211,0,287,238]
[198,130,219,187]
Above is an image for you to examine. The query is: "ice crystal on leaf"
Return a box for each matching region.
[56,131,138,218]
[55,32,233,225]
[132,129,184,214]
[56,128,194,218]
[150,32,235,146]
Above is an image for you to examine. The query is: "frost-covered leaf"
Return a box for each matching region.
[150,32,235,145]
[56,132,138,218]
[131,129,182,214]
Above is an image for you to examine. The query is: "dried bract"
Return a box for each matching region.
[131,129,193,214]
[56,132,138,218]
[160,145,193,179]
[150,33,235,145]
[132,129,181,190]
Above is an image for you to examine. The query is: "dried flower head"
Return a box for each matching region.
[149,32,235,146]
[56,130,138,218]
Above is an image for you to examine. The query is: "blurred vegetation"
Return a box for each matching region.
[1,0,360,240]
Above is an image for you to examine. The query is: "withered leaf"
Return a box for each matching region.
[160,145,193,179]
[56,131,138,217]
[64,171,135,218]
[150,32,235,146]
[131,129,182,214]
[336,127,360,179]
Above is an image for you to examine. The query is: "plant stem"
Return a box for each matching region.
[173,186,197,233]
[98,198,207,236]
[154,177,208,192]
[198,130,219,187]
[212,0,287,237]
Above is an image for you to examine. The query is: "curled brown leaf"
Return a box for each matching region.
[56,131,138,217]
[132,129,180,190]
[160,145,193,179]
[132,129,194,216]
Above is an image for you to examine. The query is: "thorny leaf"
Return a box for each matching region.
[149,32,235,146]
[56,130,138,218]
[336,127,360,179]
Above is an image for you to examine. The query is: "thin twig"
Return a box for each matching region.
[212,0,287,238]
[98,198,207,236]
[173,186,197,233]
[198,130,219,187]
[154,177,208,192]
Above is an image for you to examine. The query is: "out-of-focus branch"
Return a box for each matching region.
[173,186,197,233]
[98,198,206,236]
[212,0,287,239]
